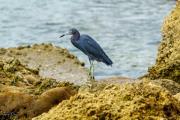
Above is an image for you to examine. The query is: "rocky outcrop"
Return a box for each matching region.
[0,56,78,120]
[146,1,180,83]
[0,44,88,85]
[33,80,180,120]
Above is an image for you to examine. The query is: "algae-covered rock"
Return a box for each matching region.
[146,1,180,83]
[174,93,180,102]
[150,79,180,95]
[33,81,180,120]
[99,76,135,84]
[0,43,88,85]
[0,57,78,120]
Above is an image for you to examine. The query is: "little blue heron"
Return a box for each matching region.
[60,28,113,79]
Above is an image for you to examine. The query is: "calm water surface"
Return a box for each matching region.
[0,0,175,79]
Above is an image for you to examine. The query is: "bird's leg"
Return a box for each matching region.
[88,60,92,76]
[91,61,95,80]
[88,59,94,80]
[86,59,96,90]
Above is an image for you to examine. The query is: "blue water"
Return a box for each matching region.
[0,0,175,79]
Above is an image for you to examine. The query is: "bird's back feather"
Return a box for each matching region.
[72,35,113,66]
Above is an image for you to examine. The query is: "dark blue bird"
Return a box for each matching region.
[60,28,113,79]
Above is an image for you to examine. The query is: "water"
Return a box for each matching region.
[0,0,175,79]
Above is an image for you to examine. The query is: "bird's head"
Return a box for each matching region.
[60,28,79,38]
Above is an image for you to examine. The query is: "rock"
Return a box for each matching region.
[33,81,180,120]
[174,93,180,102]
[98,77,180,95]
[0,44,88,85]
[150,79,180,95]
[24,87,76,119]
[145,1,180,83]
[0,58,78,120]
[99,76,136,84]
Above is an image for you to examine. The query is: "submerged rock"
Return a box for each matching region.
[33,80,180,120]
[146,1,180,83]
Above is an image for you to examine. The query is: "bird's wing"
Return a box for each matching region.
[71,39,88,54]
[81,35,113,65]
[82,35,107,60]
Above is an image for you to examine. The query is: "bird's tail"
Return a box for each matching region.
[101,53,113,66]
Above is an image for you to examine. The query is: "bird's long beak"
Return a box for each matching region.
[59,31,71,38]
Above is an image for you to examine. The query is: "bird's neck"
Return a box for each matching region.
[71,32,80,41]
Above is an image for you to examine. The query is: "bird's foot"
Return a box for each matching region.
[87,70,94,80]
[86,73,96,89]
[88,73,95,81]
[86,77,97,90]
